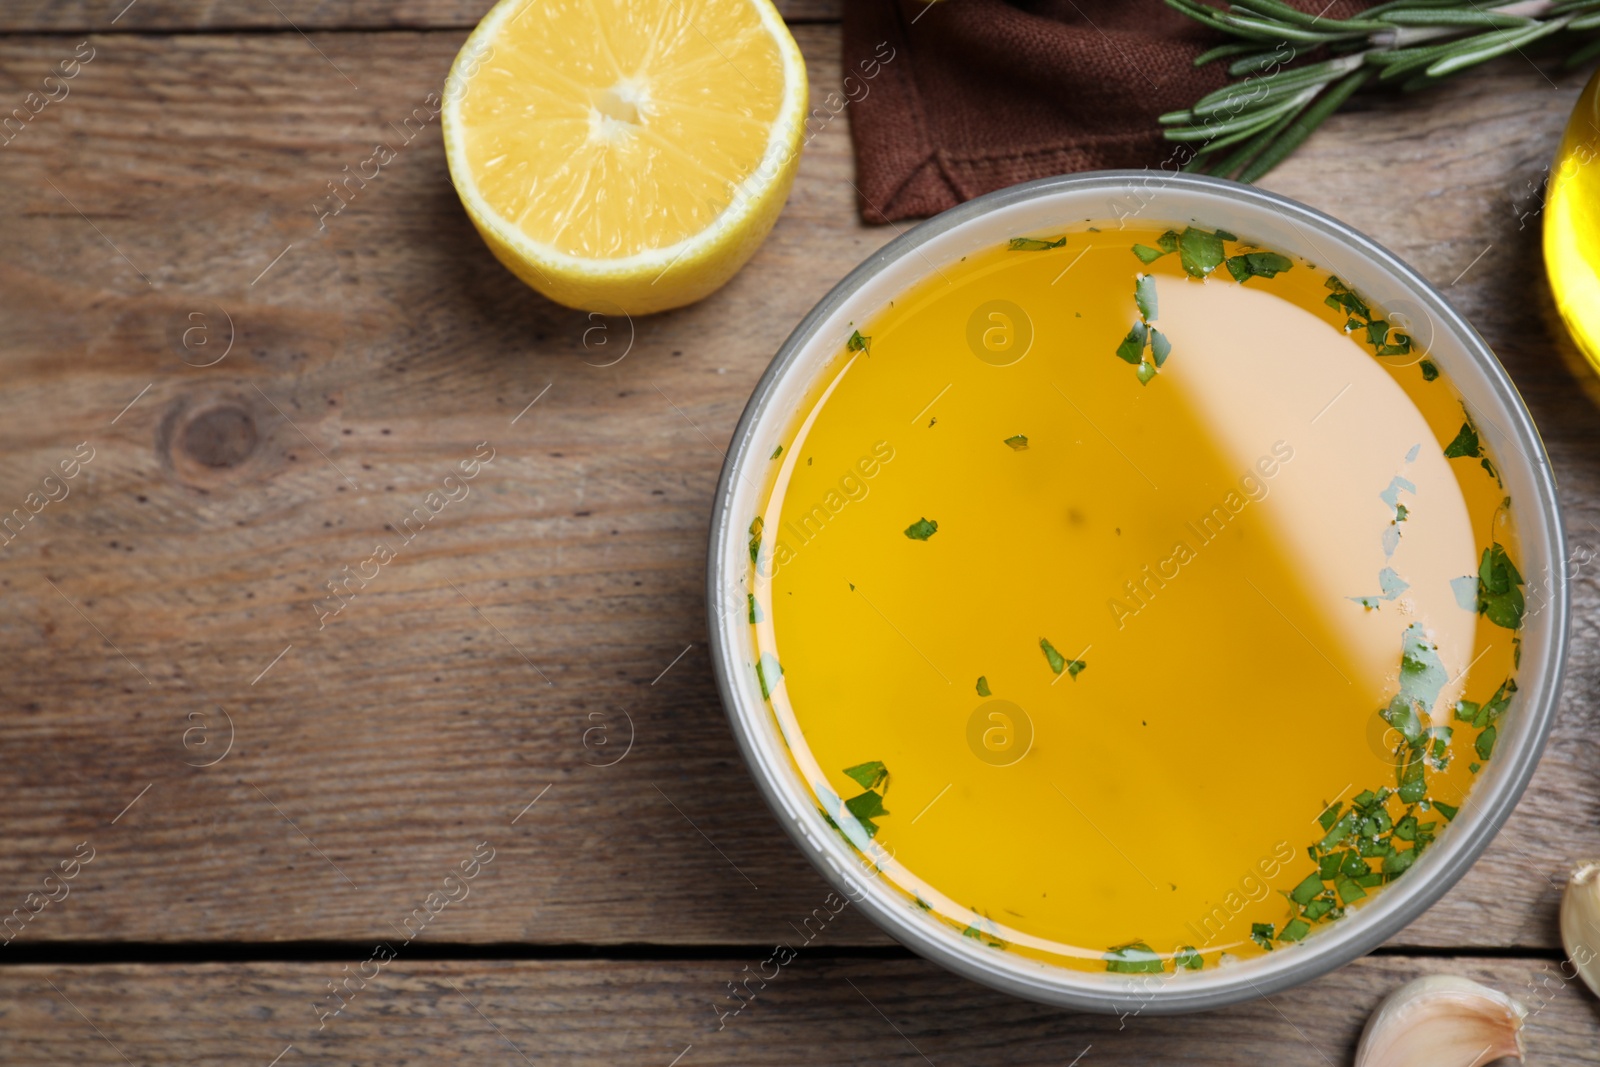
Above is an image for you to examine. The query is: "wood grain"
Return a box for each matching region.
[0,955,1595,1065]
[0,25,1595,959]
[0,0,843,32]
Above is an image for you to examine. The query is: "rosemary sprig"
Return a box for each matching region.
[1164,0,1600,182]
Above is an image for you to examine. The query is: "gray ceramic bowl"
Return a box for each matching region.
[706,172,1568,1014]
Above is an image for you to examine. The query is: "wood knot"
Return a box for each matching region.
[180,405,258,468]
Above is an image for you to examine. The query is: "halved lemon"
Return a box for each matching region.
[441,0,809,315]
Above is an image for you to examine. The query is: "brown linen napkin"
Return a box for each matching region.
[841,0,1367,223]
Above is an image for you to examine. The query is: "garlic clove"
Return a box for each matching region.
[1353,975,1526,1067]
[1561,861,1600,999]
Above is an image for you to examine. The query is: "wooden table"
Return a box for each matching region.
[0,3,1597,1063]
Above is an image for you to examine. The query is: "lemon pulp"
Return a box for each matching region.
[442,0,807,313]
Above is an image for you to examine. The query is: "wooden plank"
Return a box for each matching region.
[0,26,1595,951]
[0,0,842,32]
[0,955,1593,1065]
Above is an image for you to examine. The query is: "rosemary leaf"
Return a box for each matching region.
[1205,107,1299,178]
[1426,17,1575,77]
[1164,0,1600,181]
[1228,47,1303,76]
[1189,56,1360,117]
[1219,13,1370,44]
[1165,0,1252,36]
[1228,0,1392,33]
[1375,9,1538,28]
[1165,86,1320,141]
[1240,68,1373,183]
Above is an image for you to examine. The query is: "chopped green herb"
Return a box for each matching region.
[1174,946,1204,970]
[1325,287,1373,321]
[843,760,890,792]
[1149,328,1171,368]
[748,516,763,565]
[904,517,938,541]
[1135,274,1159,321]
[747,594,763,624]
[1177,227,1227,279]
[1382,848,1418,877]
[1105,941,1165,974]
[1132,243,1165,264]
[756,653,783,700]
[1290,873,1325,905]
[1250,923,1276,951]
[1443,421,1481,459]
[1116,322,1148,364]
[1477,543,1525,629]
[1482,679,1517,728]
[846,330,871,354]
[1334,875,1367,904]
[1214,229,1238,242]
[1434,801,1459,821]
[1008,235,1067,251]
[1039,637,1067,675]
[1420,360,1440,381]
[1158,230,1180,254]
[1302,899,1335,921]
[1398,753,1427,804]
[1225,251,1292,282]
[1003,434,1029,451]
[1278,918,1311,942]
[976,676,991,697]
[845,789,888,823]
[1359,836,1394,859]
[1469,762,1482,773]
[1319,812,1356,851]
[1066,658,1087,679]
[1378,335,1414,357]
[770,444,783,460]
[1317,802,1341,831]
[1475,724,1498,761]
[1136,361,1158,385]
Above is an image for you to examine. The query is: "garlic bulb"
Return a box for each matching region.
[1353,975,1526,1067]
[1561,862,1600,999]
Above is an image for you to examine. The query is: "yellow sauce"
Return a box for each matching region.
[747,225,1524,972]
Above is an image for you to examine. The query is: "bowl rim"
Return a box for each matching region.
[705,170,1570,1014]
